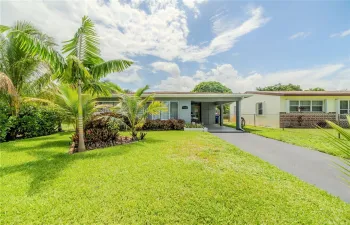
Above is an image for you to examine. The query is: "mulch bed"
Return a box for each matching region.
[69,136,134,154]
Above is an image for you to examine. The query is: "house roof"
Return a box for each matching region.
[245,91,350,96]
[100,92,252,103]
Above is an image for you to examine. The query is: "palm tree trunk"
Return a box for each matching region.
[77,79,86,152]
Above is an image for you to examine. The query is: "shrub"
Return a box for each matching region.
[71,116,129,151]
[142,119,185,131]
[0,104,62,142]
[0,103,11,142]
[184,123,204,128]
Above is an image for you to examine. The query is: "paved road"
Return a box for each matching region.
[212,133,350,202]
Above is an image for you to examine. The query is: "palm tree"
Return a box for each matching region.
[111,85,167,140]
[321,116,350,185]
[0,22,54,115]
[1,16,133,151]
[51,85,95,130]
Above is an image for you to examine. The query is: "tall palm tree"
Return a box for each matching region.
[112,85,167,140]
[0,22,54,115]
[1,16,133,151]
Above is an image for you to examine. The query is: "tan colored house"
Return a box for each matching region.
[230,91,350,128]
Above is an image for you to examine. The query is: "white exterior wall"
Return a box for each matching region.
[178,99,191,123]
[231,94,281,128]
[233,94,350,128]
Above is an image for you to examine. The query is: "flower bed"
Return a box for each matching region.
[184,123,208,132]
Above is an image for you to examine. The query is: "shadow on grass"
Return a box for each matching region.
[0,135,166,196]
[1,143,133,196]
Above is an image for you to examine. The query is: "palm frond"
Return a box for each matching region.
[0,25,10,33]
[58,55,92,84]
[5,21,65,73]
[322,119,350,186]
[91,59,133,79]
[82,80,122,96]
[135,85,149,97]
[326,120,350,140]
[62,16,100,63]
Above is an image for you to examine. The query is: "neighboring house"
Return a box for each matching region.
[96,92,251,130]
[230,91,350,128]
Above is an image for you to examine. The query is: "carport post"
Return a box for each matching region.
[220,104,223,126]
[236,100,242,130]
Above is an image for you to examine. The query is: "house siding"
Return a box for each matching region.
[237,94,350,128]
[231,94,280,128]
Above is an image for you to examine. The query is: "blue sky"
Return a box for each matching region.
[1,0,349,92]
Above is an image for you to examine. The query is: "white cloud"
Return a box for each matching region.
[330,29,350,38]
[155,75,196,91]
[2,1,268,63]
[289,32,311,40]
[155,63,348,92]
[151,61,181,77]
[105,65,143,84]
[182,0,207,18]
[181,7,269,62]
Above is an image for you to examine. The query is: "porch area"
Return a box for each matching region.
[206,124,244,133]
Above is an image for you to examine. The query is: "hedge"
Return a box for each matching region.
[142,119,185,131]
[0,103,62,142]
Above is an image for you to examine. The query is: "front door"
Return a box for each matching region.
[191,102,201,123]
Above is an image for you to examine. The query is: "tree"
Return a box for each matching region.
[307,87,325,91]
[0,22,54,115]
[1,16,133,152]
[256,83,302,91]
[51,85,95,130]
[192,81,232,114]
[192,81,232,93]
[111,85,167,140]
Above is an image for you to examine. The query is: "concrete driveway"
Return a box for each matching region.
[212,132,350,202]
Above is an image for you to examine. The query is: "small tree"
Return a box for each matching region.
[112,85,167,140]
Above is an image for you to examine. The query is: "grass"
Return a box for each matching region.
[0,131,349,224]
[225,122,349,158]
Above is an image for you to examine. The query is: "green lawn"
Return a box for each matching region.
[225,122,349,158]
[1,131,349,224]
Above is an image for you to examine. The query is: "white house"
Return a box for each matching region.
[97,92,251,131]
[230,91,350,128]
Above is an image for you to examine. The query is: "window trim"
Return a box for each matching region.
[152,101,180,120]
[289,100,324,113]
[340,100,350,115]
[256,102,264,116]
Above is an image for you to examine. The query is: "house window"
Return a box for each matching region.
[312,101,323,112]
[289,100,323,112]
[290,101,299,112]
[152,101,178,120]
[340,100,350,114]
[170,102,179,119]
[256,102,264,115]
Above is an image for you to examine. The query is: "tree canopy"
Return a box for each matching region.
[256,83,302,91]
[192,81,232,93]
[307,87,325,91]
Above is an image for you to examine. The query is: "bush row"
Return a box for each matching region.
[142,119,185,131]
[0,103,62,142]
